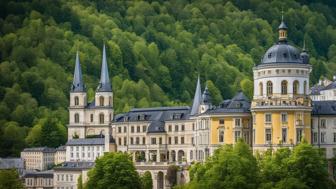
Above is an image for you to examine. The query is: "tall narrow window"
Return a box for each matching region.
[265,129,272,143]
[281,113,288,123]
[259,82,263,96]
[90,114,93,122]
[219,129,224,143]
[74,96,79,106]
[99,96,104,106]
[296,128,303,143]
[109,96,112,106]
[234,131,241,142]
[99,113,104,124]
[281,80,288,94]
[74,113,79,123]
[293,80,299,95]
[282,128,287,143]
[266,81,273,96]
[303,81,307,95]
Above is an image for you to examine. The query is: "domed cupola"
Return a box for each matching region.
[300,41,309,64]
[260,19,307,65]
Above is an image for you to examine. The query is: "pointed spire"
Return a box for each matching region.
[278,9,288,42]
[190,75,202,115]
[202,83,211,105]
[71,51,85,92]
[302,40,306,52]
[97,44,112,92]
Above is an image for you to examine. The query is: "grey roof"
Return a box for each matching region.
[278,21,288,30]
[312,101,336,115]
[0,158,24,169]
[321,81,336,91]
[114,106,190,133]
[24,170,53,178]
[310,84,325,95]
[56,145,66,151]
[261,42,305,64]
[23,147,56,153]
[66,138,105,146]
[71,51,85,92]
[201,84,211,105]
[96,45,112,92]
[190,76,202,115]
[205,91,250,114]
[54,161,94,171]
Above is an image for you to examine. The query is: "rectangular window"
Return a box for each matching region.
[118,138,121,145]
[124,137,127,145]
[136,137,140,145]
[296,128,303,143]
[265,113,272,123]
[282,128,287,143]
[90,114,93,122]
[219,119,224,125]
[159,137,162,145]
[130,137,134,145]
[265,128,272,143]
[151,138,156,145]
[235,119,241,127]
[131,126,134,133]
[235,131,241,142]
[281,113,288,123]
[142,137,146,144]
[219,129,224,143]
[175,125,178,131]
[168,125,172,132]
[321,119,326,129]
[181,125,185,131]
[321,132,326,143]
[168,137,171,144]
[296,113,304,125]
[124,126,127,133]
[137,126,140,133]
[191,137,194,145]
[181,137,185,144]
[175,137,178,144]
[118,127,121,133]
[192,123,195,131]
[143,125,146,132]
[313,132,318,143]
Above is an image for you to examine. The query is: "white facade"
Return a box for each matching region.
[312,116,336,159]
[66,143,105,162]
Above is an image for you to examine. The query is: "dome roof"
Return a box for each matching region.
[261,42,306,64]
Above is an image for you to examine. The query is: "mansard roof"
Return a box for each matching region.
[66,138,105,146]
[114,106,190,133]
[312,101,336,115]
[205,91,250,114]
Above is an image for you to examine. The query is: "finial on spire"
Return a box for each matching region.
[281,7,284,22]
[303,40,306,51]
[278,9,288,42]
[96,44,112,92]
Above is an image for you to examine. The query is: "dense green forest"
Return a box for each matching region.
[0,0,336,157]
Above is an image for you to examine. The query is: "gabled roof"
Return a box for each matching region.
[96,45,112,92]
[71,51,85,92]
[312,101,336,115]
[114,106,190,133]
[190,76,202,115]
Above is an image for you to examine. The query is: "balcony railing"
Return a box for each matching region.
[252,95,311,108]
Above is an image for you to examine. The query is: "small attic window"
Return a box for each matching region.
[268,53,272,58]
[283,53,287,58]
[173,113,182,120]
[236,103,242,108]
[138,114,146,121]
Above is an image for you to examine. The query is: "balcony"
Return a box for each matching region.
[252,95,311,109]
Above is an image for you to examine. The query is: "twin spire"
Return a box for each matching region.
[71,45,112,93]
[190,75,212,115]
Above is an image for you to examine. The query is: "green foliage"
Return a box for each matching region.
[78,174,83,189]
[0,169,24,189]
[141,171,153,189]
[85,152,142,189]
[40,116,66,148]
[1,0,336,156]
[167,165,179,187]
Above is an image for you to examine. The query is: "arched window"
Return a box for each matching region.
[259,82,263,96]
[293,80,299,95]
[74,96,79,106]
[99,96,104,106]
[303,81,307,95]
[99,113,104,124]
[219,130,224,143]
[266,81,273,96]
[74,113,79,123]
[281,80,288,95]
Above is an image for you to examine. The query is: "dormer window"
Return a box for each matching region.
[283,53,287,58]
[173,113,182,120]
[268,53,272,58]
[138,114,146,121]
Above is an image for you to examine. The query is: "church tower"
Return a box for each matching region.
[251,18,312,151]
[200,84,211,113]
[68,51,87,139]
[190,76,202,116]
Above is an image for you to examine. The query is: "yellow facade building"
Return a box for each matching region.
[251,19,312,151]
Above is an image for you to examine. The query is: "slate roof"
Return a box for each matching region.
[24,170,53,178]
[190,76,202,115]
[71,51,85,92]
[114,106,190,133]
[310,84,325,95]
[54,161,94,171]
[205,91,250,114]
[96,45,112,92]
[23,147,56,153]
[312,101,336,115]
[278,21,288,30]
[261,42,304,64]
[56,146,66,151]
[66,138,105,146]
[0,158,24,170]
[321,81,336,91]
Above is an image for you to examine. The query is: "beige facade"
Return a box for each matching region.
[24,170,53,189]
[21,147,56,171]
[54,146,66,165]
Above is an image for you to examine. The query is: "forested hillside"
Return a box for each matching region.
[0,0,336,157]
